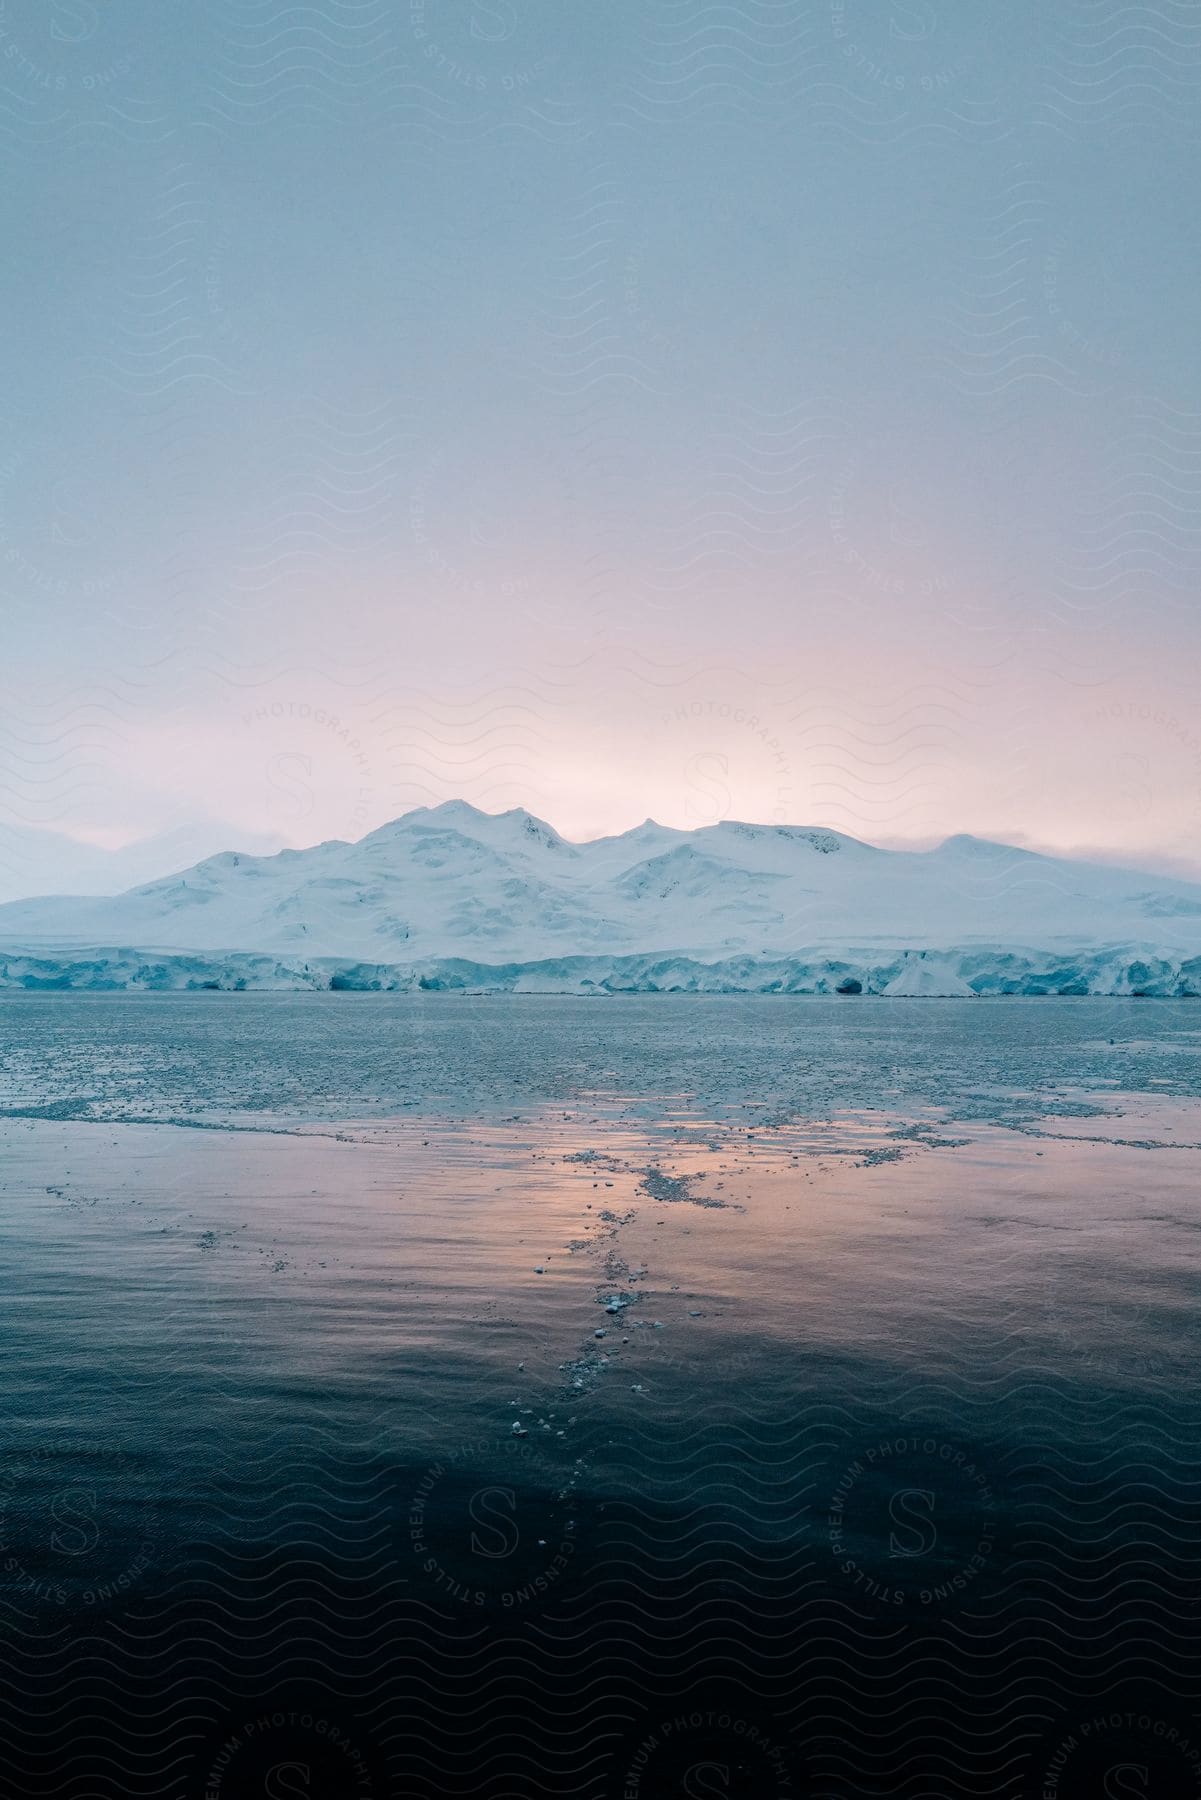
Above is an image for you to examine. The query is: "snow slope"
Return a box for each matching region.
[1,800,1199,993]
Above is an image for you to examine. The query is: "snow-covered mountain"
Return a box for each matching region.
[2,800,1200,994]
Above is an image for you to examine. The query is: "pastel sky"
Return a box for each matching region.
[3,0,1201,896]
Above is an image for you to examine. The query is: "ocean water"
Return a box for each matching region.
[0,995,1199,1798]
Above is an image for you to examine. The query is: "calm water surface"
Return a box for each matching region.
[0,996,1198,1798]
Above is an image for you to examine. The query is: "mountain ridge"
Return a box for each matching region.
[1,801,1199,995]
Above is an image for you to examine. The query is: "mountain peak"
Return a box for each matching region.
[366,801,572,854]
[934,834,1038,860]
[362,799,493,839]
[426,799,491,822]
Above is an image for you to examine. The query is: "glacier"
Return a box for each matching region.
[1,945,1197,996]
[0,800,1198,996]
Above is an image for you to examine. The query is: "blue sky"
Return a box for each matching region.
[3,0,1200,892]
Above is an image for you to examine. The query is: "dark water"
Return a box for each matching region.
[0,996,1199,1797]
